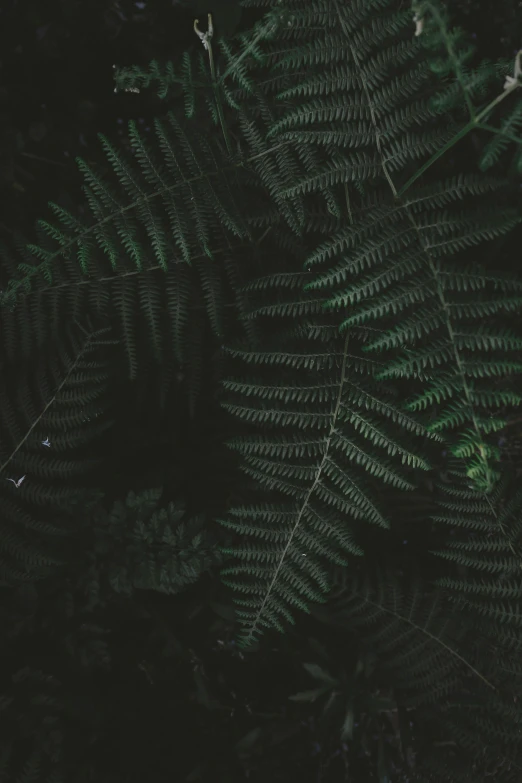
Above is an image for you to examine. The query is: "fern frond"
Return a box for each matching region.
[411,0,522,179]
[432,456,522,631]
[0,319,117,583]
[311,566,522,777]
[86,488,219,604]
[218,240,439,647]
[266,2,522,492]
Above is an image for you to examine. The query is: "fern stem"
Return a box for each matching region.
[335,2,397,196]
[338,4,504,493]
[476,122,522,148]
[475,82,521,123]
[0,321,107,476]
[356,589,497,691]
[195,14,233,158]
[239,331,352,649]
[0,141,291,309]
[396,76,519,199]
[395,119,475,199]
[344,183,353,225]
[208,54,233,159]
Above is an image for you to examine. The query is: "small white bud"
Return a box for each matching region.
[504,50,522,91]
[194,14,214,51]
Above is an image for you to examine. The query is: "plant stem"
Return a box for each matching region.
[206,38,233,158]
[396,83,519,199]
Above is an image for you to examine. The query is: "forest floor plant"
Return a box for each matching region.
[0,1,522,780]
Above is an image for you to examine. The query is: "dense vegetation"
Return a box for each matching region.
[0,1,522,781]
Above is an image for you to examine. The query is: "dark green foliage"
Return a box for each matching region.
[309,565,522,776]
[207,0,522,645]
[413,0,522,175]
[0,318,116,584]
[1,0,522,780]
[217,256,442,647]
[0,111,258,387]
[84,487,221,603]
